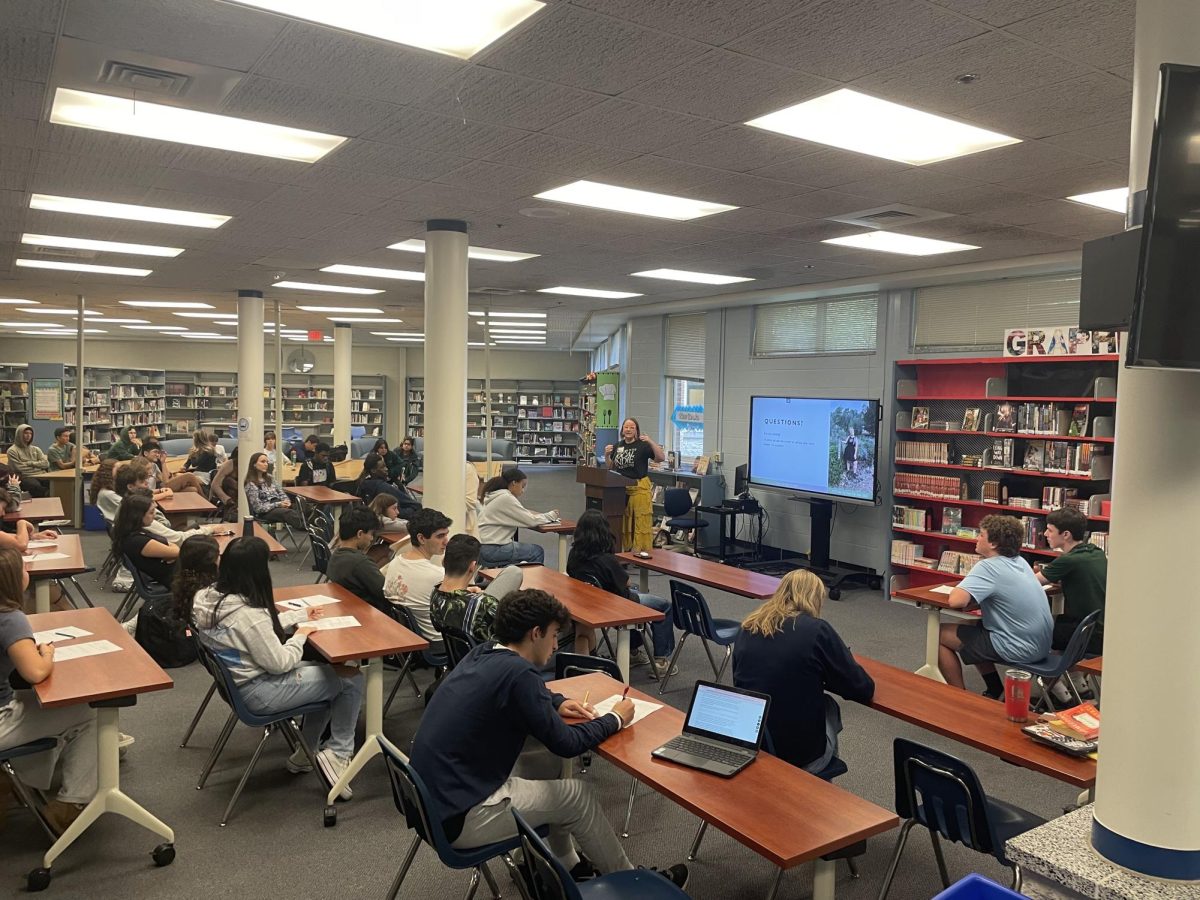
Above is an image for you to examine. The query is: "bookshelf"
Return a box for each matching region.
[890,354,1118,591]
[579,376,597,465]
[0,364,29,450]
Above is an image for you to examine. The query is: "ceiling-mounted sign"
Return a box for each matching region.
[308,330,323,342]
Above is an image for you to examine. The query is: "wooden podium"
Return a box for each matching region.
[576,465,633,545]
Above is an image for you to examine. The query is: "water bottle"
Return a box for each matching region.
[242,516,255,538]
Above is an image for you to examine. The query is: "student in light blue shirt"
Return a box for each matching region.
[938,514,1053,697]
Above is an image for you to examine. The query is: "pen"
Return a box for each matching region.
[621,685,630,701]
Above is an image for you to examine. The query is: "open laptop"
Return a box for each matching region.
[652,680,770,777]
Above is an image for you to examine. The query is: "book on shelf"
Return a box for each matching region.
[1041,485,1078,509]
[692,455,710,475]
[1022,440,1046,471]
[1068,403,1090,436]
[961,407,981,431]
[941,506,962,535]
[937,550,981,574]
[1015,402,1064,435]
[1088,532,1109,552]
[1008,496,1042,510]
[891,539,925,566]
[892,505,929,531]
[911,407,930,429]
[981,480,1008,505]
[989,438,1014,468]
[896,440,949,463]
[1019,516,1047,549]
[893,472,963,500]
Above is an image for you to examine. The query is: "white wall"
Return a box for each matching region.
[625,316,664,440]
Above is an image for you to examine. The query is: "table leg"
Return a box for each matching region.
[765,867,785,900]
[43,707,173,868]
[325,657,382,805]
[639,567,649,594]
[330,504,343,532]
[915,606,947,683]
[557,534,568,573]
[812,858,836,900]
[35,580,51,614]
[615,628,630,683]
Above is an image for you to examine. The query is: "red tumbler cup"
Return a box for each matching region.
[1004,669,1032,722]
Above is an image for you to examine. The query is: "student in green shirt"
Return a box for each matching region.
[1037,508,1105,655]
[429,534,523,644]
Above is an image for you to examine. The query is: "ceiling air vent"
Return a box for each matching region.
[830,204,952,230]
[24,246,99,261]
[99,61,193,97]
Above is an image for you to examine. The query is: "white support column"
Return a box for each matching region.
[1091,0,1200,881]
[274,298,285,473]
[236,290,264,521]
[333,323,352,447]
[74,293,85,529]
[423,219,469,531]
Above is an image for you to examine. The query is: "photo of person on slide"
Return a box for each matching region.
[828,404,875,499]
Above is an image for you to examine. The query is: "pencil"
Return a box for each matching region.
[582,691,590,707]
[621,685,630,701]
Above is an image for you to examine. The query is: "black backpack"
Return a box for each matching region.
[134,595,197,668]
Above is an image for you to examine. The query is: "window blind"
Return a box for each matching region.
[915,274,1081,352]
[752,294,878,357]
[665,314,706,380]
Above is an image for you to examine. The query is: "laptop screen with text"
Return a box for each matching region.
[684,682,769,750]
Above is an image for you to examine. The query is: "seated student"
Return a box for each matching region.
[411,589,687,886]
[111,464,225,546]
[430,534,524,644]
[383,507,452,648]
[327,507,391,618]
[938,514,1053,696]
[6,425,49,498]
[139,439,203,494]
[188,536,364,792]
[244,451,304,530]
[105,426,142,461]
[0,545,98,834]
[182,430,218,484]
[1037,508,1106,655]
[566,509,676,674]
[259,431,278,473]
[290,433,319,464]
[390,436,421,487]
[209,447,240,514]
[733,570,874,774]
[47,426,98,471]
[355,451,416,512]
[112,489,180,590]
[89,459,121,521]
[295,442,336,486]
[368,494,408,533]
[477,468,557,567]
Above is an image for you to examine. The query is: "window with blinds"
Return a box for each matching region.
[914,274,1081,352]
[665,314,706,380]
[752,294,878,357]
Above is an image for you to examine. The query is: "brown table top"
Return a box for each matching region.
[27,608,174,709]
[892,582,960,607]
[377,532,409,545]
[24,533,89,578]
[214,522,287,556]
[615,550,780,600]
[279,459,360,486]
[272,583,427,664]
[155,492,217,516]
[4,497,66,523]
[856,655,1096,788]
[285,485,358,505]
[533,519,576,534]
[41,469,84,480]
[1075,656,1103,676]
[552,673,898,868]
[482,565,664,630]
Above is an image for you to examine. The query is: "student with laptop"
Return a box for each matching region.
[410,588,687,887]
[732,570,874,773]
[938,514,1053,696]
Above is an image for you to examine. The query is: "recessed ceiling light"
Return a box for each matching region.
[477,321,545,329]
[481,311,547,318]
[30,194,230,228]
[20,233,185,258]
[494,339,546,344]
[174,312,238,319]
[631,268,754,285]
[1066,187,1128,213]
[487,328,547,335]
[18,328,107,335]
[320,264,424,281]
[746,88,1020,165]
[822,231,980,256]
[386,337,425,342]
[181,333,236,340]
[121,300,214,309]
[50,88,346,163]
[0,299,35,305]
[16,259,152,276]
[274,281,384,294]
[2,322,60,328]
[81,318,149,324]
[538,286,643,299]
[326,316,403,323]
[177,332,222,337]
[296,305,385,314]
[123,324,188,331]
[388,239,539,262]
[214,320,289,328]
[224,0,545,60]
[535,181,737,221]
[16,307,103,317]
[371,332,425,337]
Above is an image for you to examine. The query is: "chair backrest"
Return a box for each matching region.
[309,533,332,575]
[189,628,236,709]
[377,736,458,862]
[554,651,623,682]
[122,553,171,599]
[576,573,604,590]
[199,638,274,727]
[668,579,720,639]
[1056,609,1103,671]
[305,509,333,544]
[512,809,583,900]
[393,603,450,668]
[891,738,1000,859]
[439,621,477,670]
[663,487,693,518]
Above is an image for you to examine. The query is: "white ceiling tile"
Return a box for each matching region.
[997,160,1128,199]
[0,0,65,33]
[589,155,727,197]
[0,77,43,119]
[568,0,798,44]
[728,0,986,82]
[924,140,1098,184]
[434,160,562,201]
[750,149,909,189]
[918,184,1042,215]
[655,125,817,173]
[0,116,37,149]
[365,108,528,159]
[829,169,984,205]
[0,26,54,81]
[752,189,880,219]
[38,124,183,167]
[414,66,604,132]
[167,145,311,183]
[482,133,636,177]
[542,99,721,153]
[925,0,1074,27]
[0,143,31,173]
[150,167,282,202]
[1006,1,1135,71]
[477,4,708,95]
[138,188,259,216]
[960,74,1131,139]
[693,207,813,234]
[689,172,809,207]
[1043,119,1131,162]
[221,76,399,138]
[392,182,513,220]
[320,140,467,182]
[224,204,355,239]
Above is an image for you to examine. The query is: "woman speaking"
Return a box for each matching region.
[604,417,665,553]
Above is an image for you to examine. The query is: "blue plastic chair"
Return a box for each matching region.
[663,487,708,556]
[378,736,533,900]
[878,738,1046,899]
[1,738,59,842]
[1020,610,1103,712]
[384,604,450,716]
[115,553,171,622]
[658,580,740,695]
[512,809,689,900]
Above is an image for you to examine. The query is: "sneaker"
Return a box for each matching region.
[569,856,601,883]
[285,746,313,774]
[629,647,651,667]
[645,864,689,889]
[118,732,135,759]
[654,657,680,677]
[43,799,86,836]
[316,749,353,800]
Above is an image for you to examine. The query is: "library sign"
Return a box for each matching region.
[1003,326,1120,357]
[671,404,704,430]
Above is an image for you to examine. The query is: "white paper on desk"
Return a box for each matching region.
[26,540,58,549]
[54,639,122,661]
[22,552,69,563]
[277,594,340,610]
[32,626,92,644]
[310,616,360,631]
[929,584,955,595]
[591,695,663,726]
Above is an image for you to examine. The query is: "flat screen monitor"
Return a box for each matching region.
[1080,227,1141,331]
[1128,63,1200,370]
[747,396,879,505]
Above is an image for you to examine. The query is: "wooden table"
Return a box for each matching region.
[24,534,90,613]
[1075,656,1102,677]
[552,673,898,900]
[273,584,427,810]
[284,484,358,529]
[616,549,780,599]
[483,565,663,682]
[278,459,361,486]
[26,608,175,881]
[4,496,66,525]
[42,469,83,523]
[213,522,287,557]
[532,519,575,572]
[155,492,216,528]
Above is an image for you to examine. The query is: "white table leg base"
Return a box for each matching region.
[812,858,836,900]
[916,607,947,683]
[557,535,568,573]
[35,580,51,614]
[326,658,382,805]
[616,629,630,683]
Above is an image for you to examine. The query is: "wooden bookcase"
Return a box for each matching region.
[0,363,30,450]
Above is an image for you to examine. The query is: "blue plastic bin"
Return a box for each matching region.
[934,874,1025,900]
[83,503,106,531]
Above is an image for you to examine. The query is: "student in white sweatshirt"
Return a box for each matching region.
[476,469,557,567]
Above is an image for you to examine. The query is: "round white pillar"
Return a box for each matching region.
[333,323,352,447]
[236,289,265,521]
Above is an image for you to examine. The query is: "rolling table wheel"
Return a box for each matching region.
[323,805,337,827]
[828,588,842,601]
[27,867,51,892]
[152,843,176,867]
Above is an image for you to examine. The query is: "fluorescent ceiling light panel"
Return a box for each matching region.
[3,322,60,328]
[15,258,152,276]
[182,334,236,340]
[483,311,546,319]
[1066,187,1128,213]
[386,337,424,342]
[822,231,980,256]
[20,233,184,258]
[371,332,425,337]
[388,239,539,262]
[487,329,547,336]
[746,89,1020,165]
[81,318,149,324]
[50,88,346,163]
[19,328,107,335]
[320,264,424,281]
[30,193,229,229]
[326,316,403,323]
[535,180,737,221]
[296,305,385,314]
[477,322,544,329]
[123,324,187,331]
[538,286,642,299]
[0,299,35,305]
[225,0,545,60]
[121,300,214,309]
[631,268,754,285]
[274,281,384,294]
[173,312,237,319]
[17,307,103,317]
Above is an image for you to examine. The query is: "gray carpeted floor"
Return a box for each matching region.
[2,467,1076,898]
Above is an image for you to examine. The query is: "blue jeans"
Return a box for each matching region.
[240,662,363,758]
[631,590,675,658]
[479,541,545,567]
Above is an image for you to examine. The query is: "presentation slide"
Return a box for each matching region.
[748,396,877,502]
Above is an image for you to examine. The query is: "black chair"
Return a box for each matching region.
[0,738,59,843]
[1021,610,1103,712]
[663,487,708,556]
[878,738,1046,898]
[575,574,655,677]
[554,652,623,682]
[439,621,477,671]
[658,580,740,695]
[115,554,171,622]
[308,532,332,584]
[384,604,449,717]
